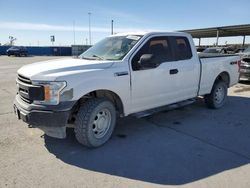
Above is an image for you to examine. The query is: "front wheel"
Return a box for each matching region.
[74,98,116,148]
[204,80,228,109]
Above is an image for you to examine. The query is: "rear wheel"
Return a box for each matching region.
[74,98,116,148]
[205,80,228,109]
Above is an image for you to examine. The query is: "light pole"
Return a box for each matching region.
[111,20,114,35]
[88,12,92,45]
[73,21,76,45]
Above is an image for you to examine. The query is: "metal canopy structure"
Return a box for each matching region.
[180,24,250,46]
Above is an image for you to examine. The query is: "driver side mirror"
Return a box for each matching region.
[138,54,156,69]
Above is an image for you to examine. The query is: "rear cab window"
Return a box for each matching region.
[170,36,193,60]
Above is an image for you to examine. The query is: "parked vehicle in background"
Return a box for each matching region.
[202,47,228,54]
[240,57,250,81]
[236,46,250,80]
[7,46,28,57]
[14,32,240,148]
[196,46,206,53]
[234,48,245,54]
[238,46,250,57]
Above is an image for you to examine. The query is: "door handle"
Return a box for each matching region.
[169,69,178,75]
[114,71,129,77]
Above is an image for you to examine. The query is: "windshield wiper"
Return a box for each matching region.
[92,54,104,60]
[80,56,96,60]
[80,55,104,60]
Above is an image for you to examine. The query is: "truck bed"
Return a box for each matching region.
[198,54,240,96]
[199,53,238,58]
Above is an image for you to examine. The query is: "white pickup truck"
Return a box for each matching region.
[14,32,240,147]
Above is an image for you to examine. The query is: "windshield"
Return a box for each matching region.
[203,48,221,53]
[243,46,250,53]
[79,35,142,60]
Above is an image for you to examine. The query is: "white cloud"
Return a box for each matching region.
[0,21,108,32]
[0,21,156,33]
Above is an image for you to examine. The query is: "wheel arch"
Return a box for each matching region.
[214,71,230,88]
[72,89,125,117]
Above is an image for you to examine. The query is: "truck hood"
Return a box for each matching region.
[17,58,114,81]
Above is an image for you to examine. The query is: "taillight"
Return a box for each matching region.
[237,60,241,72]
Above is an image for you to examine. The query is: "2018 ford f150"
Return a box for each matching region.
[14,32,240,147]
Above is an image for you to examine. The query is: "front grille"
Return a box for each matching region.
[17,74,33,103]
[19,95,32,104]
[240,65,250,70]
[18,74,32,84]
[16,74,44,104]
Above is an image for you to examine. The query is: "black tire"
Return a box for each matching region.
[205,80,228,109]
[74,98,116,148]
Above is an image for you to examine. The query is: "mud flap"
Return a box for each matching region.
[40,126,66,139]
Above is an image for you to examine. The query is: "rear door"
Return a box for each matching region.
[168,36,200,100]
[129,35,200,113]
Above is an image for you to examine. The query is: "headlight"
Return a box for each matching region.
[32,81,66,105]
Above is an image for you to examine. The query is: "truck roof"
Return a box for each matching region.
[112,31,189,37]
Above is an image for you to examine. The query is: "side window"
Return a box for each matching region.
[171,37,192,60]
[132,37,174,71]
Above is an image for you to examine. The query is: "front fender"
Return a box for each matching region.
[64,72,131,115]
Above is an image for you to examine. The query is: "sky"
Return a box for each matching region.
[0,0,250,46]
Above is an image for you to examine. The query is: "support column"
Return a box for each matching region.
[243,36,246,47]
[198,38,201,46]
[216,30,219,46]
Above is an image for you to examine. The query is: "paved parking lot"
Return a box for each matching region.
[0,55,250,188]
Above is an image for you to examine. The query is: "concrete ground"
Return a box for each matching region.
[0,55,250,188]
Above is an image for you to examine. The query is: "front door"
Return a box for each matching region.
[129,35,199,113]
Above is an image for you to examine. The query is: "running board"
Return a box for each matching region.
[132,98,196,118]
